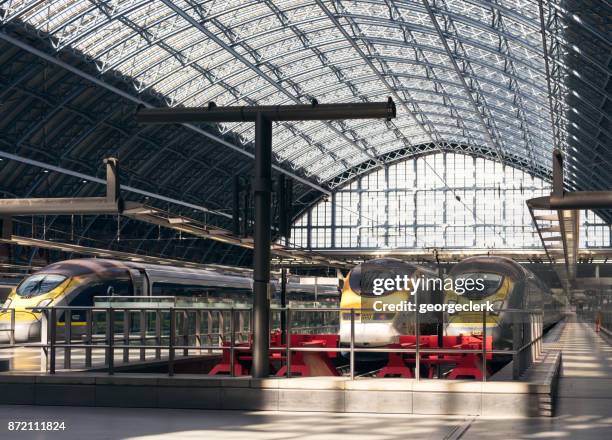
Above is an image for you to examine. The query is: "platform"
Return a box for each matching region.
[0,317,610,439]
[0,348,561,417]
[3,317,612,420]
[0,345,221,374]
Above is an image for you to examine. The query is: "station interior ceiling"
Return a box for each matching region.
[0,0,610,295]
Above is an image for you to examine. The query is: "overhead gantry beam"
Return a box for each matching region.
[137,98,394,378]
[0,155,350,269]
[527,149,612,283]
[0,157,138,215]
[122,203,352,270]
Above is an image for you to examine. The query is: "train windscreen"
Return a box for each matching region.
[349,260,416,296]
[15,274,67,298]
[454,272,502,299]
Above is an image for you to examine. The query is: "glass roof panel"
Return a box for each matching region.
[1,0,576,184]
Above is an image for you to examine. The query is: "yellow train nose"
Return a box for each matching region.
[0,311,41,343]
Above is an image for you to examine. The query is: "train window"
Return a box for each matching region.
[16,274,67,298]
[153,283,209,297]
[455,272,503,299]
[349,260,416,296]
[106,279,132,296]
[68,280,132,309]
[152,283,252,305]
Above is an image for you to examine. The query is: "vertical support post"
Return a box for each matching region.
[252,112,272,378]
[415,297,420,381]
[139,310,146,361]
[242,185,250,237]
[123,310,130,364]
[482,308,487,382]
[9,308,15,346]
[435,253,444,379]
[169,308,175,376]
[182,311,189,356]
[1,216,12,239]
[522,315,528,373]
[238,311,245,343]
[104,157,121,204]
[207,310,213,353]
[286,307,292,378]
[280,268,287,345]
[539,312,543,357]
[233,175,241,235]
[195,310,202,353]
[230,308,235,377]
[350,308,355,380]
[85,309,92,368]
[278,173,287,237]
[40,309,48,373]
[49,308,56,374]
[155,309,162,360]
[107,308,114,375]
[512,312,520,380]
[219,311,224,342]
[286,179,293,244]
[413,285,421,380]
[64,308,72,369]
[552,149,564,198]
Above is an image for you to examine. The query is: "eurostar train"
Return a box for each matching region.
[339,258,440,347]
[339,256,564,352]
[0,259,338,343]
[445,256,564,349]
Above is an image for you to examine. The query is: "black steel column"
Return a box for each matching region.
[280,267,287,345]
[232,175,241,235]
[279,174,288,238]
[252,112,273,378]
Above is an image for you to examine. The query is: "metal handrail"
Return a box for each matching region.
[18,305,547,380]
[0,307,15,345]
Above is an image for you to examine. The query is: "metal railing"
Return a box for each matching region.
[1,305,547,381]
[29,306,254,375]
[269,307,544,381]
[0,307,16,345]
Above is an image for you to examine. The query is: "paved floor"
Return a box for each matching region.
[0,406,469,440]
[467,318,612,439]
[0,318,609,440]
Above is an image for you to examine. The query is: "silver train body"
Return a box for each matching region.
[339,258,439,348]
[0,258,338,343]
[445,256,565,349]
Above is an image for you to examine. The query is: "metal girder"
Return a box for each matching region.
[328,143,551,189]
[1,0,609,226]
[538,0,566,154]
[0,235,246,270]
[123,204,350,269]
[0,157,131,215]
[0,150,231,219]
[527,150,612,281]
[161,0,382,166]
[135,101,396,123]
[422,0,511,165]
[313,246,612,264]
[0,32,331,196]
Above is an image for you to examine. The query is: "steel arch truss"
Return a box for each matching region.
[4,0,606,189]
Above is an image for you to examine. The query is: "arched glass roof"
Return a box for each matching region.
[291,152,610,250]
[1,0,608,191]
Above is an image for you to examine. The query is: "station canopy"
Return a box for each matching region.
[2,0,608,190]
